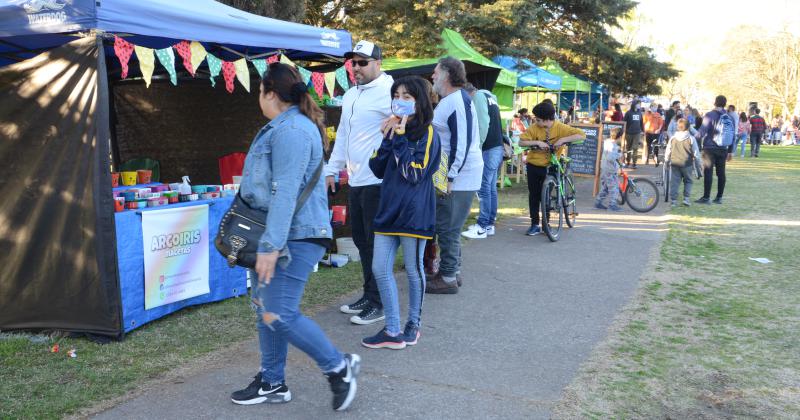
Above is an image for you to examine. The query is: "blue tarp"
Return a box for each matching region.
[493,55,562,91]
[0,0,352,66]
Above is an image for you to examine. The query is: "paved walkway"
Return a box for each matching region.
[94,168,667,420]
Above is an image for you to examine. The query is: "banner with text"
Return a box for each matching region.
[142,205,210,309]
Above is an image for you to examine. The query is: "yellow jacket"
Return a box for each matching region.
[520,121,586,167]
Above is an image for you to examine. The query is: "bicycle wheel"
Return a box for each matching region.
[540,175,563,242]
[625,177,659,212]
[563,169,577,228]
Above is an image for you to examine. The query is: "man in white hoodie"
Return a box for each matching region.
[425,57,484,294]
[328,40,393,325]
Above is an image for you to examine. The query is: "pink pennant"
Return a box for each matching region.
[173,41,194,76]
[311,72,325,99]
[222,61,236,93]
[344,60,355,84]
[267,54,279,64]
[114,36,134,79]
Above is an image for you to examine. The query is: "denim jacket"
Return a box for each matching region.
[239,106,332,257]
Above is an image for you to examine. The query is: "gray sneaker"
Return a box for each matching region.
[350,305,385,325]
[682,198,691,206]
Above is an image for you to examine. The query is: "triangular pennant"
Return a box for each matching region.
[155,47,178,85]
[267,54,279,64]
[234,59,250,92]
[344,59,355,84]
[324,72,336,97]
[173,41,194,76]
[134,45,155,88]
[297,66,311,85]
[206,53,222,88]
[113,36,134,79]
[335,66,350,91]
[222,60,236,93]
[189,41,207,75]
[252,59,267,78]
[280,54,295,68]
[311,72,325,99]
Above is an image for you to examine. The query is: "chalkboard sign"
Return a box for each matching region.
[567,124,601,176]
[602,121,626,142]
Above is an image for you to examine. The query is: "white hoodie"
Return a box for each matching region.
[325,72,393,186]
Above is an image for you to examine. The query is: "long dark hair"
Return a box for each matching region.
[260,62,327,148]
[390,76,434,141]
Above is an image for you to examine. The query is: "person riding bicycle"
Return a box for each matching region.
[518,101,586,236]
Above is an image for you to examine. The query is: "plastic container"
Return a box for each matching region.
[137,169,152,184]
[114,197,125,212]
[169,183,181,191]
[147,197,168,207]
[111,172,120,188]
[335,237,360,262]
[135,200,148,209]
[121,171,138,186]
[122,191,136,202]
[191,185,207,194]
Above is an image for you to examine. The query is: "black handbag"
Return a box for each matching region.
[214,162,323,269]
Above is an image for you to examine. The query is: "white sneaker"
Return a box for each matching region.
[485,225,496,236]
[461,225,487,239]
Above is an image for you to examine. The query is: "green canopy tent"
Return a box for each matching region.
[382,29,517,113]
[541,59,592,113]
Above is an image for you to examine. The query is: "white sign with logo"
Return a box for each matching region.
[142,205,210,310]
[22,0,68,25]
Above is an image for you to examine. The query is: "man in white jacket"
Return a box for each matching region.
[425,57,484,295]
[327,40,393,325]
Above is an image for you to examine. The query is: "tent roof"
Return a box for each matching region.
[382,28,517,90]
[492,55,562,91]
[0,0,351,66]
[541,59,592,93]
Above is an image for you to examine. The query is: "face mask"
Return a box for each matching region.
[392,99,416,117]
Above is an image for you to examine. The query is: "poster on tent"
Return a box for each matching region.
[142,205,210,309]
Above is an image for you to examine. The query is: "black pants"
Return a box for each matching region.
[701,148,728,199]
[348,184,382,308]
[645,133,660,163]
[750,132,762,157]
[526,164,548,226]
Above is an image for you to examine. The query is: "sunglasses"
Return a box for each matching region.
[351,59,374,67]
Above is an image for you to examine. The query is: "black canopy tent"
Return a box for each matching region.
[0,0,351,338]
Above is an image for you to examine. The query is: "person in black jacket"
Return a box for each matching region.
[623,100,645,168]
[362,76,441,350]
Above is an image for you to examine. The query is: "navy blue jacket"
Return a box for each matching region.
[369,125,441,239]
[696,108,735,152]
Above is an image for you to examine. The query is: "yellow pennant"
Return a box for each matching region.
[189,41,207,75]
[324,72,336,97]
[134,45,155,88]
[234,59,250,92]
[279,54,295,68]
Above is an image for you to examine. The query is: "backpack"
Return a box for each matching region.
[713,111,735,147]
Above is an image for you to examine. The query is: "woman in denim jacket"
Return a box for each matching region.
[230,63,359,412]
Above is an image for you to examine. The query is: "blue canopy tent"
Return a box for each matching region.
[0,0,352,338]
[559,80,609,119]
[493,56,564,113]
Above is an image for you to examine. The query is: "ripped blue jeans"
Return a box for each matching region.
[251,240,342,385]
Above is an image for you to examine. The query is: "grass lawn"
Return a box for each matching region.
[553,146,800,418]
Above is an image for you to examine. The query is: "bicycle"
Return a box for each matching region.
[616,168,660,212]
[537,143,578,242]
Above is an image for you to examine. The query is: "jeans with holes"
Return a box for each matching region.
[253,241,342,385]
[477,146,504,228]
[372,234,426,335]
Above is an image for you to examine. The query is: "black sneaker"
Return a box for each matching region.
[695,197,710,204]
[361,328,406,349]
[350,305,385,325]
[340,296,370,314]
[230,372,291,405]
[326,353,361,411]
[712,197,723,204]
[402,322,420,346]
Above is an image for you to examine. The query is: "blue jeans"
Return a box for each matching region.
[372,234,426,335]
[734,133,747,157]
[477,146,504,228]
[253,241,343,385]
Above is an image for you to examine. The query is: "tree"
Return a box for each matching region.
[217,0,306,22]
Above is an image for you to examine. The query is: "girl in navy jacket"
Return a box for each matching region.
[361,76,441,350]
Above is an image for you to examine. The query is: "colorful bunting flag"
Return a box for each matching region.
[190,41,207,75]
[206,53,222,88]
[234,59,250,92]
[311,72,325,99]
[173,41,194,76]
[335,66,349,91]
[155,47,178,85]
[324,72,336,97]
[252,59,267,78]
[267,54,279,64]
[113,36,134,79]
[344,60,355,84]
[280,54,295,68]
[134,45,155,88]
[297,66,311,85]
[222,60,236,93]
